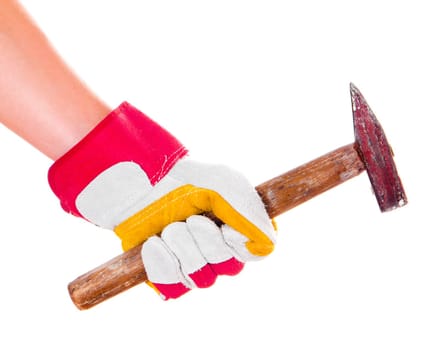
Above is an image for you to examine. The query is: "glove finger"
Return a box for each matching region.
[141,235,191,300]
[186,215,244,276]
[222,224,266,262]
[161,222,217,289]
[168,160,277,256]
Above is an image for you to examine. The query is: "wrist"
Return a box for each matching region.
[48,101,188,218]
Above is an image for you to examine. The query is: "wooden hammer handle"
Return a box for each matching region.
[68,143,365,310]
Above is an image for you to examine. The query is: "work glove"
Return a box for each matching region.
[48,102,276,300]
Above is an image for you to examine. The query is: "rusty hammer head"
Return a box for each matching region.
[350,83,407,212]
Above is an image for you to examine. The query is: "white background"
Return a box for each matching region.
[1,1,442,349]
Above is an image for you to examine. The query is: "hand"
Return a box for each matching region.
[134,159,276,299]
[49,102,276,299]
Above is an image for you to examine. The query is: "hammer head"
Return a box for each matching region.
[350,83,407,212]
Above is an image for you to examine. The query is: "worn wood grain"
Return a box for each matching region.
[69,143,365,310]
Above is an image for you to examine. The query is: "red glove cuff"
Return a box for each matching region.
[48,102,188,217]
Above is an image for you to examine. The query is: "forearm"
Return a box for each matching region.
[0,0,110,160]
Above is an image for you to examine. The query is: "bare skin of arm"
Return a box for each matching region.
[0,0,110,160]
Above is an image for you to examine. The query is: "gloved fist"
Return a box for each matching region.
[49,102,276,300]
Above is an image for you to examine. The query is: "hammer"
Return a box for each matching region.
[68,83,407,310]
